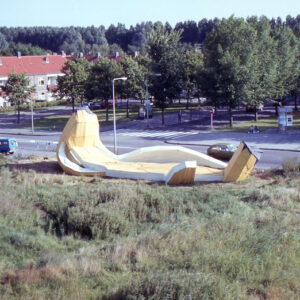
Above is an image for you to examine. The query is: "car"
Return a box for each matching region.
[207,143,237,160]
[100,101,113,109]
[0,138,18,154]
[88,102,101,110]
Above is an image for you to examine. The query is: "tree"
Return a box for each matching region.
[86,57,122,121]
[270,23,300,113]
[147,25,183,125]
[0,32,8,49]
[56,58,91,112]
[5,72,35,123]
[118,55,145,117]
[203,17,257,127]
[243,17,278,121]
[179,50,203,109]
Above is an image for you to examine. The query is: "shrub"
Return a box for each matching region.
[282,157,300,176]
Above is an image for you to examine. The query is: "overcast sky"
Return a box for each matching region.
[1,0,299,28]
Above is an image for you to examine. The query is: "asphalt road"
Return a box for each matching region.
[4,128,300,170]
[1,105,299,169]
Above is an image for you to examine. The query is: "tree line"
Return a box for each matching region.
[1,15,300,56]
[4,16,300,126]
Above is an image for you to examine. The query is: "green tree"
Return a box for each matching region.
[244,17,277,121]
[291,23,300,111]
[56,58,91,112]
[147,24,183,125]
[179,50,203,109]
[203,17,257,127]
[271,23,300,113]
[119,55,145,118]
[86,57,122,121]
[5,72,35,123]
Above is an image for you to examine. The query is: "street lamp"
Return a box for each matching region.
[112,77,127,154]
[145,73,161,127]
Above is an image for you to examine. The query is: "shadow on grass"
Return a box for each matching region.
[8,160,63,174]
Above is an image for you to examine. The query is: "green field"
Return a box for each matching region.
[15,103,300,132]
[0,156,299,299]
[217,110,300,132]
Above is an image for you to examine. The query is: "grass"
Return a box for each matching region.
[217,110,300,132]
[15,102,201,131]
[0,155,299,299]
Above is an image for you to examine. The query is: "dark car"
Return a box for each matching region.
[88,102,101,110]
[100,101,113,109]
[207,143,237,160]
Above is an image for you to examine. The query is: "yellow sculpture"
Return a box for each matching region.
[56,108,259,184]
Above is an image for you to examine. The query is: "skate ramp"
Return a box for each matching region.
[56,108,257,184]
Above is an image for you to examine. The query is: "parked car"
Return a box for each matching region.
[88,102,102,110]
[0,138,18,154]
[207,143,237,160]
[100,101,113,109]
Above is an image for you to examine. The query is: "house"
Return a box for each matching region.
[0,53,68,104]
[0,51,130,107]
[0,87,10,107]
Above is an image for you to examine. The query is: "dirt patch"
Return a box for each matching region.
[8,156,63,174]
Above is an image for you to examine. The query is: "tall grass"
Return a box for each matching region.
[0,157,299,299]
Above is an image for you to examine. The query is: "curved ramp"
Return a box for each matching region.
[56,109,257,184]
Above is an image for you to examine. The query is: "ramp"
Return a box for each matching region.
[56,109,257,184]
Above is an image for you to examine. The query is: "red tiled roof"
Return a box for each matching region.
[0,55,68,77]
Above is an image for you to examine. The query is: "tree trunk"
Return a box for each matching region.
[161,106,165,126]
[294,94,298,112]
[229,106,233,127]
[186,97,189,109]
[17,102,20,123]
[254,106,258,122]
[126,99,129,118]
[105,99,109,122]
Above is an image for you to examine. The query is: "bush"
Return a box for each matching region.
[282,157,300,176]
[0,164,299,299]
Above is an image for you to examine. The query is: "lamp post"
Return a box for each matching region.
[112,77,127,154]
[145,73,161,127]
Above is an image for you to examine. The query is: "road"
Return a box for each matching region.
[4,128,300,170]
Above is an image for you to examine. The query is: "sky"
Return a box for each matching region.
[1,0,300,28]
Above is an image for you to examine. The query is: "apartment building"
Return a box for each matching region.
[0,52,68,106]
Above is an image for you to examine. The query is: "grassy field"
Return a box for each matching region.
[216,110,300,132]
[0,156,299,299]
[15,102,201,131]
[15,102,300,132]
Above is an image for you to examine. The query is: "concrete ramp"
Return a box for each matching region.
[56,109,257,184]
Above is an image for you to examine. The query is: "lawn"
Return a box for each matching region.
[16,102,200,131]
[217,110,300,132]
[0,155,299,299]
[12,102,300,133]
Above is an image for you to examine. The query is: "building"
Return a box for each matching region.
[0,53,68,104]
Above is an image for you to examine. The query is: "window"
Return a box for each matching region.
[38,78,45,86]
[47,76,57,85]
[0,80,7,86]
